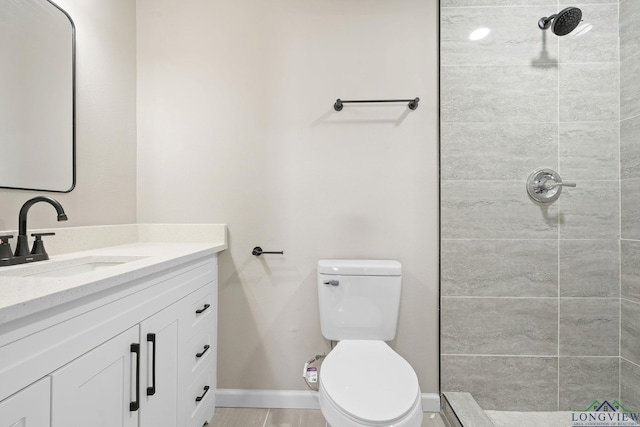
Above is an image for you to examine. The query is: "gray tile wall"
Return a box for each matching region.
[621,0,640,408]
[441,0,622,412]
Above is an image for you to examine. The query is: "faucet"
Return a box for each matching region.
[14,196,68,257]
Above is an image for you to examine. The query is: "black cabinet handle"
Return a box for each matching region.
[195,304,210,315]
[196,344,210,358]
[130,343,140,411]
[146,333,156,396]
[195,385,210,402]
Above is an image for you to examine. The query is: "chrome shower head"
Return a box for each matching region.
[538,7,582,36]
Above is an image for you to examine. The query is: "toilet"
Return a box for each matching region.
[317,260,423,427]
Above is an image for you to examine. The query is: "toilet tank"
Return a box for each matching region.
[317,260,402,341]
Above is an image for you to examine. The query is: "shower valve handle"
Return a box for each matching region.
[542,180,576,190]
[526,168,576,205]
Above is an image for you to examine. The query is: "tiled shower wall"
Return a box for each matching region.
[440,0,621,411]
[620,0,640,411]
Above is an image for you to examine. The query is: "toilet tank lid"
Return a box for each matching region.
[318,260,401,276]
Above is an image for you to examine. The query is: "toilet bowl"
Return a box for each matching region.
[318,340,423,427]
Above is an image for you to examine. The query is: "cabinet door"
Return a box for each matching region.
[140,302,181,427]
[51,326,139,427]
[0,377,50,427]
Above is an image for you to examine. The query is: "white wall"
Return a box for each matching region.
[137,0,439,393]
[0,0,137,231]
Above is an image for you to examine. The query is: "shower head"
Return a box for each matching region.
[538,7,582,36]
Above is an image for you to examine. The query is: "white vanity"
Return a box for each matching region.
[0,229,226,427]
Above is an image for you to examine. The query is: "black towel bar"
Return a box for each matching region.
[334,97,419,111]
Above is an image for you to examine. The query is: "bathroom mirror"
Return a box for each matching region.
[0,0,75,192]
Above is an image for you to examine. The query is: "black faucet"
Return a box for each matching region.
[14,196,68,257]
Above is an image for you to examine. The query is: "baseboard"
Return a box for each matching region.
[216,389,320,409]
[216,389,441,412]
[422,393,442,412]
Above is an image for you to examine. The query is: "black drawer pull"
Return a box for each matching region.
[130,343,140,411]
[195,385,210,402]
[146,333,157,396]
[195,304,210,315]
[196,344,210,358]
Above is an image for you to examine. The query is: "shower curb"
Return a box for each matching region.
[442,392,495,427]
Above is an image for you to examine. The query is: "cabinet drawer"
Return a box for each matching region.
[191,404,215,427]
[186,359,215,426]
[186,332,214,379]
[185,285,215,333]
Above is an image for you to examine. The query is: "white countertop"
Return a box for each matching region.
[0,241,226,326]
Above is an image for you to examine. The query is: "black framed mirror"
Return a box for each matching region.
[0,0,75,192]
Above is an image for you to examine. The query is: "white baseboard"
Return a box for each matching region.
[421,393,441,412]
[216,389,320,409]
[216,389,441,412]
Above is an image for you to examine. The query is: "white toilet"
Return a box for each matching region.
[317,260,423,427]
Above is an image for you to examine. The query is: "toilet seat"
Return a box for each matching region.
[319,340,421,426]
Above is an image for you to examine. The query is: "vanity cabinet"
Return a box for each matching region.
[0,253,217,427]
[0,377,50,427]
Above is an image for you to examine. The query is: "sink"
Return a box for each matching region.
[0,256,146,278]
[27,261,127,277]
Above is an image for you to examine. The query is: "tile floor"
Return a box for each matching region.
[208,408,448,427]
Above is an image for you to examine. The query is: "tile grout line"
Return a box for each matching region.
[442,120,625,124]
[442,296,618,300]
[442,238,623,241]
[618,0,623,403]
[262,408,270,427]
[442,353,619,358]
[621,297,640,306]
[441,62,621,68]
[557,6,561,407]
[619,241,622,402]
[622,356,640,370]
